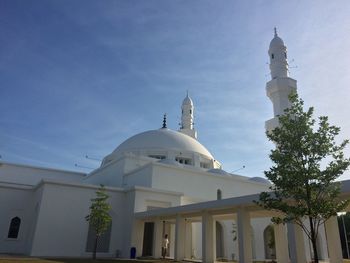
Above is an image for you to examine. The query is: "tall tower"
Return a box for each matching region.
[265,28,297,133]
[179,92,197,139]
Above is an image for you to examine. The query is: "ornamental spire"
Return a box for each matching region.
[162,113,167,129]
[274,27,277,37]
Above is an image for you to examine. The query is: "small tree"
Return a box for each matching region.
[256,93,350,263]
[86,185,112,260]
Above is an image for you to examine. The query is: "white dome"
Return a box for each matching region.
[182,95,193,106]
[112,128,214,159]
[208,168,229,175]
[249,177,271,184]
[269,29,285,49]
[269,35,284,49]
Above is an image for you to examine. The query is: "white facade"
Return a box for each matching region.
[0,31,335,262]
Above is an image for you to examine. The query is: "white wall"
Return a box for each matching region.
[30,182,125,257]
[124,165,153,189]
[84,158,125,187]
[85,156,155,188]
[0,162,85,186]
[134,187,182,213]
[0,185,36,254]
[151,164,269,201]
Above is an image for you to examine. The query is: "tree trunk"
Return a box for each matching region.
[309,216,319,263]
[93,235,99,260]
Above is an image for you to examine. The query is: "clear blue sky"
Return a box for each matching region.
[1,0,350,179]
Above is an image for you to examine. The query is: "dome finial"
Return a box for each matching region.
[186,90,189,97]
[274,27,278,37]
[162,113,167,129]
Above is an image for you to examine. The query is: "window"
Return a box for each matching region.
[190,109,192,114]
[148,155,166,160]
[217,189,222,200]
[284,52,287,59]
[175,157,192,165]
[200,162,209,169]
[8,217,21,239]
[271,54,274,59]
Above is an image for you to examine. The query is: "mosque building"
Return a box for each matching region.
[0,30,342,262]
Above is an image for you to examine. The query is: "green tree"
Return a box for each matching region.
[256,93,350,263]
[85,185,112,260]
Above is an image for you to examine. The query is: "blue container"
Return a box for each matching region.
[130,247,136,259]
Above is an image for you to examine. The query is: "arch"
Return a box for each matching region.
[8,217,21,239]
[263,225,276,259]
[216,221,224,258]
[217,189,222,200]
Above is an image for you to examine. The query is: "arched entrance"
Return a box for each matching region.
[264,225,276,259]
[216,221,224,258]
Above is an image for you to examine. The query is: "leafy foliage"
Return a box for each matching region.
[255,92,350,262]
[85,185,112,259]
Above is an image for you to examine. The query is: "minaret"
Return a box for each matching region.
[265,28,297,133]
[179,92,197,139]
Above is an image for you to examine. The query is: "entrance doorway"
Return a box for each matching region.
[142,222,154,256]
[264,225,276,259]
[216,221,224,258]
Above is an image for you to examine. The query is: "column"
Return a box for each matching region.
[153,219,163,258]
[318,223,329,260]
[202,212,215,263]
[325,216,342,263]
[175,215,186,261]
[184,220,193,259]
[131,220,144,257]
[274,224,289,263]
[237,208,253,263]
[287,223,306,263]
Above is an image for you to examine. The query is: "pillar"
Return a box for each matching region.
[287,223,306,263]
[175,215,186,261]
[274,224,289,263]
[184,220,192,259]
[153,219,163,258]
[202,212,215,263]
[237,208,252,263]
[318,223,329,260]
[325,216,342,263]
[131,220,144,257]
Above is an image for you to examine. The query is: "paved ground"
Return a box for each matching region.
[0,257,177,263]
[0,257,349,263]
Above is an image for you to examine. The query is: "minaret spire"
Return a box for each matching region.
[179,92,197,139]
[162,113,167,129]
[265,29,297,133]
[268,27,288,79]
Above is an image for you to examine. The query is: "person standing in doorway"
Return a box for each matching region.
[162,234,169,259]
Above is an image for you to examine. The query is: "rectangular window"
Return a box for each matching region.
[148,155,166,160]
[200,162,209,168]
[175,157,192,165]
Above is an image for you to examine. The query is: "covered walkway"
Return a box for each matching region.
[133,180,350,263]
